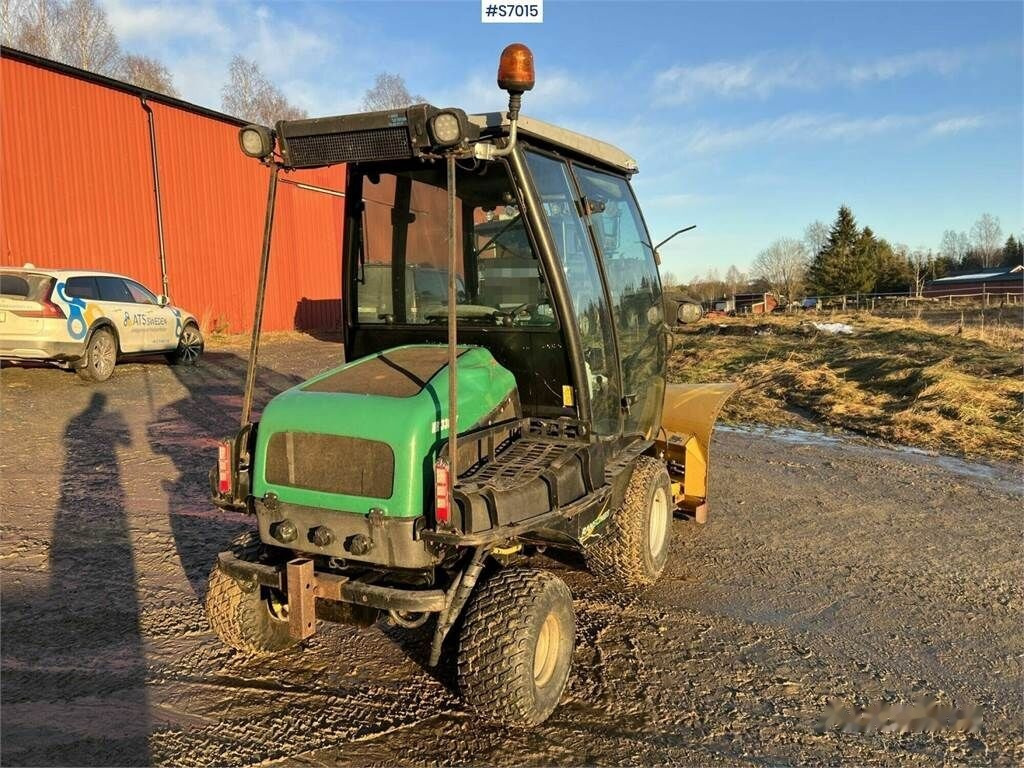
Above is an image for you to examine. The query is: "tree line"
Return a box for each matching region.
[2,0,425,126]
[670,208,1021,302]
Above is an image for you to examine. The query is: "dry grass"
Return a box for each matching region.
[670,313,1023,462]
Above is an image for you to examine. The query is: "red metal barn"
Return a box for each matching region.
[0,47,345,333]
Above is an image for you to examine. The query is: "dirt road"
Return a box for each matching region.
[2,338,1020,766]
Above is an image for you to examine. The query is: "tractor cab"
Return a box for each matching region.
[341,114,666,441]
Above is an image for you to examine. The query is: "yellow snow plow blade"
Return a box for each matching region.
[658,382,737,522]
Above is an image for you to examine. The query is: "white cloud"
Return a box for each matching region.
[683,112,987,154]
[845,49,967,84]
[653,44,1003,105]
[654,54,817,104]
[929,115,988,136]
[104,0,231,47]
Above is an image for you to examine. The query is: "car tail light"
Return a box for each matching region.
[12,280,65,319]
[217,441,232,495]
[434,458,451,526]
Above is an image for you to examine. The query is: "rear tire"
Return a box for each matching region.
[76,327,117,382]
[586,456,673,590]
[168,322,203,366]
[205,530,298,655]
[457,568,575,727]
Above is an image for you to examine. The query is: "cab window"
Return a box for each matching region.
[354,162,553,327]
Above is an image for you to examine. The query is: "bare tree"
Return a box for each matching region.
[222,56,307,125]
[660,270,679,288]
[3,0,64,59]
[970,213,1003,268]
[804,220,829,259]
[362,73,426,111]
[120,54,179,97]
[751,238,807,301]
[689,267,725,303]
[57,0,120,75]
[939,228,970,264]
[907,248,933,297]
[724,264,746,296]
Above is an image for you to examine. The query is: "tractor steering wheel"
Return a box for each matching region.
[495,303,536,326]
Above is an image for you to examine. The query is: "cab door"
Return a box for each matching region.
[95,276,147,352]
[525,151,622,436]
[574,166,666,438]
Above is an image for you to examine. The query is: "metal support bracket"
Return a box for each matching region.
[287,558,316,640]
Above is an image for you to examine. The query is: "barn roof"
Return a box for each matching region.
[929,265,1023,284]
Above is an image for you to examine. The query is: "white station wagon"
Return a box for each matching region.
[0,266,203,381]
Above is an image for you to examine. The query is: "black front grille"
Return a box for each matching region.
[265,432,395,498]
[284,127,412,167]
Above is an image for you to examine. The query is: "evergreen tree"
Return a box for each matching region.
[807,206,876,295]
[1001,235,1024,267]
[872,236,912,293]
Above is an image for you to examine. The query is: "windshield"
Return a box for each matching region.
[354,161,554,328]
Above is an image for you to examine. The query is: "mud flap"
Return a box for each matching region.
[658,383,737,522]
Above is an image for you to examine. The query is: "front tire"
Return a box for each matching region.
[205,531,298,655]
[457,568,575,727]
[169,322,203,366]
[76,327,117,382]
[586,456,673,590]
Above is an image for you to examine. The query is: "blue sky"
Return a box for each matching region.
[102,0,1023,279]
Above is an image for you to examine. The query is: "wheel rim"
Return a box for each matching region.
[533,611,561,687]
[179,328,202,362]
[649,486,669,559]
[265,589,289,621]
[93,334,115,378]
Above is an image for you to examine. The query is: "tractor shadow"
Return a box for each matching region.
[148,351,306,601]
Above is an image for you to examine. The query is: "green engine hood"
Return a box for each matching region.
[252,345,516,517]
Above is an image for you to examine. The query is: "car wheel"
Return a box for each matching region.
[76,327,117,382]
[169,323,204,366]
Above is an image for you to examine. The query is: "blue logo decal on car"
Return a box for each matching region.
[170,307,183,337]
[55,281,88,340]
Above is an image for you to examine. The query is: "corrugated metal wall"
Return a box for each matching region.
[0,52,345,332]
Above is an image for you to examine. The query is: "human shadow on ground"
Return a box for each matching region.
[1,392,151,766]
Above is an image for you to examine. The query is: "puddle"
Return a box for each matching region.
[718,423,1022,489]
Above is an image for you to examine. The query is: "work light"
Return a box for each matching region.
[238,124,274,159]
[430,110,463,147]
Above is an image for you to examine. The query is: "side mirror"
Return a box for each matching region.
[157,294,170,307]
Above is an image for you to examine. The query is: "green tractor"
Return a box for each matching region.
[208,44,734,727]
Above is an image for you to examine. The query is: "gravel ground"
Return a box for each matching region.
[1,337,1020,767]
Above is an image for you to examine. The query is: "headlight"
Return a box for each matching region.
[430,111,463,147]
[238,124,274,158]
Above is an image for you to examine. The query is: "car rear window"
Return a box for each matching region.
[66,276,100,299]
[1,272,52,301]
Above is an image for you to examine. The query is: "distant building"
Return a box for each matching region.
[711,292,779,315]
[923,266,1024,299]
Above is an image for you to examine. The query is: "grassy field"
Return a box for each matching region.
[669,311,1023,462]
